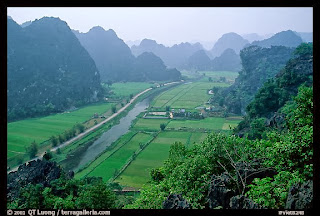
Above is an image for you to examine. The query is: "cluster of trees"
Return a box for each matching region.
[8,174,117,209]
[50,123,86,147]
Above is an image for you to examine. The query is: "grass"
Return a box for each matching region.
[7,102,115,165]
[115,131,206,188]
[187,132,208,147]
[84,132,154,182]
[131,118,170,132]
[166,117,241,131]
[110,82,152,98]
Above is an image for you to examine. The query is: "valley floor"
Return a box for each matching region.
[8,72,242,190]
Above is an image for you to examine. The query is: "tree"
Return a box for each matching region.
[76,123,85,133]
[111,106,117,113]
[75,180,116,208]
[16,155,24,164]
[106,80,113,87]
[150,167,165,183]
[219,76,226,82]
[51,136,58,147]
[26,141,38,159]
[70,127,76,137]
[219,98,224,107]
[43,152,53,161]
[160,123,166,131]
[58,134,65,144]
[20,184,43,208]
[208,77,213,82]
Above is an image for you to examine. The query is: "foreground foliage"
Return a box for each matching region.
[127,86,313,209]
[8,174,117,209]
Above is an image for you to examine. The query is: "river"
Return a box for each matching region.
[73,96,151,171]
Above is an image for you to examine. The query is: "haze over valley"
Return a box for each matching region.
[6,7,313,210]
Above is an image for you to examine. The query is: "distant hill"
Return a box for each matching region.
[210,32,249,58]
[131,39,166,58]
[21,20,32,28]
[185,50,212,71]
[131,52,181,81]
[7,17,103,121]
[125,39,141,48]
[183,48,241,72]
[74,27,135,82]
[190,40,216,50]
[211,48,242,72]
[131,39,203,69]
[241,33,265,43]
[296,32,313,42]
[251,30,303,48]
[75,28,181,82]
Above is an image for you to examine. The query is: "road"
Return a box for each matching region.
[8,87,152,173]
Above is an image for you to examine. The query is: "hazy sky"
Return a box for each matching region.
[7,7,313,47]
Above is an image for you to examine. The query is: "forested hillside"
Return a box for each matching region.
[126,43,313,210]
[235,43,313,139]
[7,160,120,209]
[211,45,295,114]
[7,17,103,122]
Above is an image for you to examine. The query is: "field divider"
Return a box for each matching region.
[108,131,160,183]
[185,133,193,148]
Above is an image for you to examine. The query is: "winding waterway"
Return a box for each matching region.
[73,97,151,171]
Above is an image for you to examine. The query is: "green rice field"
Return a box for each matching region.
[131,118,170,132]
[115,131,207,188]
[110,82,153,98]
[7,102,115,162]
[84,132,154,181]
[151,81,229,110]
[166,117,242,131]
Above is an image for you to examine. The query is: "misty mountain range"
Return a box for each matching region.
[7,15,311,121]
[130,30,311,72]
